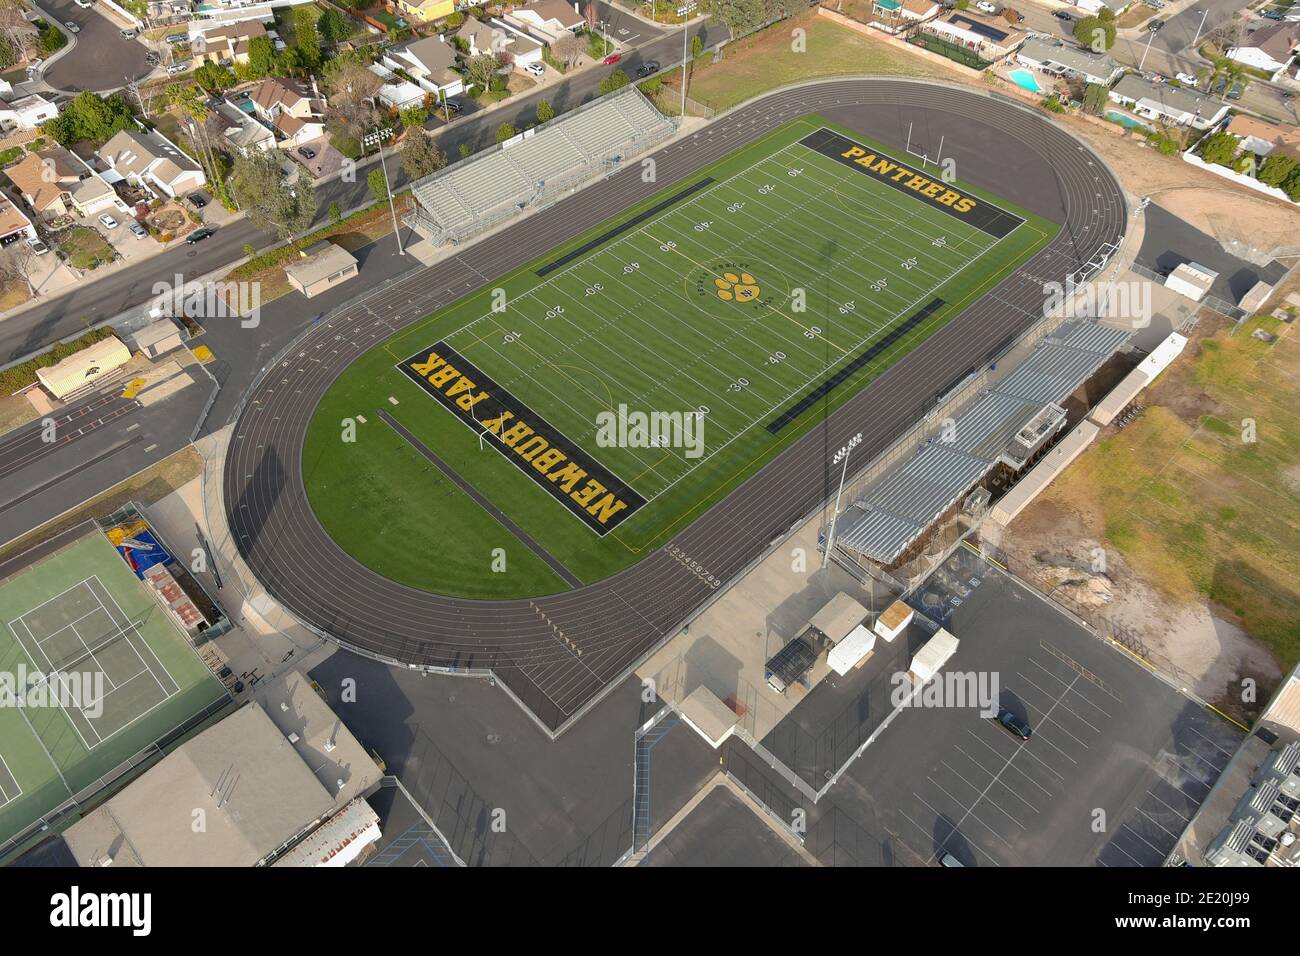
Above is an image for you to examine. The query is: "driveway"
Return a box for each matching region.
[36,0,151,93]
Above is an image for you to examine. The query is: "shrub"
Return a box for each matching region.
[0,327,117,396]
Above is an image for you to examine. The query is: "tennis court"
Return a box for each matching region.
[0,528,227,852]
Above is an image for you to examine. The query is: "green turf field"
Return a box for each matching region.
[0,531,227,849]
[304,116,1059,598]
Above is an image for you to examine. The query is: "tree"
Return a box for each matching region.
[400,103,429,129]
[459,142,472,160]
[1199,131,1239,167]
[536,99,554,124]
[244,34,276,79]
[400,129,447,179]
[318,7,348,45]
[712,0,767,38]
[598,69,629,94]
[367,167,388,201]
[194,62,237,92]
[328,201,342,224]
[0,241,37,296]
[691,34,702,59]
[42,91,136,147]
[465,53,498,92]
[495,122,517,143]
[324,55,381,143]
[293,6,322,69]
[230,150,316,246]
[1257,153,1298,188]
[552,32,582,68]
[1073,14,1115,53]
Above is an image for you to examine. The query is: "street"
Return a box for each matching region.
[0,14,726,368]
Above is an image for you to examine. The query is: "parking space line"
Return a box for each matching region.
[913,790,1015,855]
[1134,805,1183,842]
[1183,724,1239,761]
[897,809,1002,867]
[1100,839,1144,866]
[1015,671,1103,733]
[1029,656,1116,718]
[941,757,1040,814]
[956,741,1055,799]
[1119,821,1168,859]
[924,779,1021,844]
[1144,788,1193,823]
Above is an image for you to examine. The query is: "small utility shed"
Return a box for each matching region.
[131,318,184,358]
[285,241,359,299]
[909,628,959,684]
[1165,262,1217,303]
[806,592,868,647]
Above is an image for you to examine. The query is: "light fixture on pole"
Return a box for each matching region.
[677,1,697,119]
[822,432,863,569]
[363,127,404,256]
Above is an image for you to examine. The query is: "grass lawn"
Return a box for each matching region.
[304,115,1057,598]
[58,226,115,271]
[665,11,948,112]
[1046,315,1300,669]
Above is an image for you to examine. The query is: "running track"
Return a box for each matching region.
[224,80,1127,733]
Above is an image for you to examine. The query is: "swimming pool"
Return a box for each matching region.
[1105,111,1150,131]
[1008,68,1043,93]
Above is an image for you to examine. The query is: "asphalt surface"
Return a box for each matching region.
[0,18,725,369]
[224,80,1127,735]
[36,0,151,93]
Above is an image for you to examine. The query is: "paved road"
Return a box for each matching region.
[0,18,725,368]
[223,79,1127,735]
[37,0,151,93]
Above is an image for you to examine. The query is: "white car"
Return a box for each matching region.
[74,0,92,7]
[522,62,545,77]
[98,214,119,229]
[165,63,187,75]
[25,237,49,256]
[65,21,80,33]
[1175,72,1198,85]
[975,0,997,13]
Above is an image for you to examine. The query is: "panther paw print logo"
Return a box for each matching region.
[714,272,759,302]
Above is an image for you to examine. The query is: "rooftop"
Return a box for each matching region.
[1112,74,1222,119]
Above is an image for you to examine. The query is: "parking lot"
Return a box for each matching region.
[823,557,1242,867]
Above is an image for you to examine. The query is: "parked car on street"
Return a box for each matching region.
[1175,71,1198,85]
[602,53,621,65]
[1053,10,1074,21]
[120,29,136,39]
[64,21,80,33]
[637,61,660,77]
[185,227,214,244]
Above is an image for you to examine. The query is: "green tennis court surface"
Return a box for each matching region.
[0,530,227,849]
[305,116,1058,598]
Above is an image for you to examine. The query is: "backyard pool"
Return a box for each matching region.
[1105,110,1151,131]
[1008,68,1043,93]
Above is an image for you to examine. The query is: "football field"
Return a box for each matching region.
[306,117,1059,596]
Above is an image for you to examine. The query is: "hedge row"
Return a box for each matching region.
[228,205,388,279]
[0,327,117,396]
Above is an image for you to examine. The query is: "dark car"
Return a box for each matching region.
[299,146,317,159]
[186,192,208,209]
[637,61,660,77]
[1261,9,1283,20]
[992,708,1032,740]
[1053,10,1074,20]
[185,227,214,244]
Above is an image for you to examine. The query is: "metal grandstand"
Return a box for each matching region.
[406,87,676,246]
[830,321,1132,566]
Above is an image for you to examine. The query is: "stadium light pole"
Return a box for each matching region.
[1138,28,1156,71]
[364,128,404,256]
[1191,9,1209,49]
[822,432,863,570]
[678,1,697,119]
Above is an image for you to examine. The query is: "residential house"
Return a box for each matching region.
[190,19,269,67]
[487,18,545,67]
[393,0,456,24]
[502,0,584,45]
[384,36,466,99]
[1075,0,1130,14]
[1016,36,1123,87]
[1109,74,1229,130]
[5,147,128,220]
[0,93,58,132]
[249,76,326,149]
[867,0,940,35]
[1225,114,1300,161]
[0,196,35,245]
[923,10,1026,61]
[97,128,207,199]
[1227,23,1299,80]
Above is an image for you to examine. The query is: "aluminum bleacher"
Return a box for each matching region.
[406,87,675,246]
